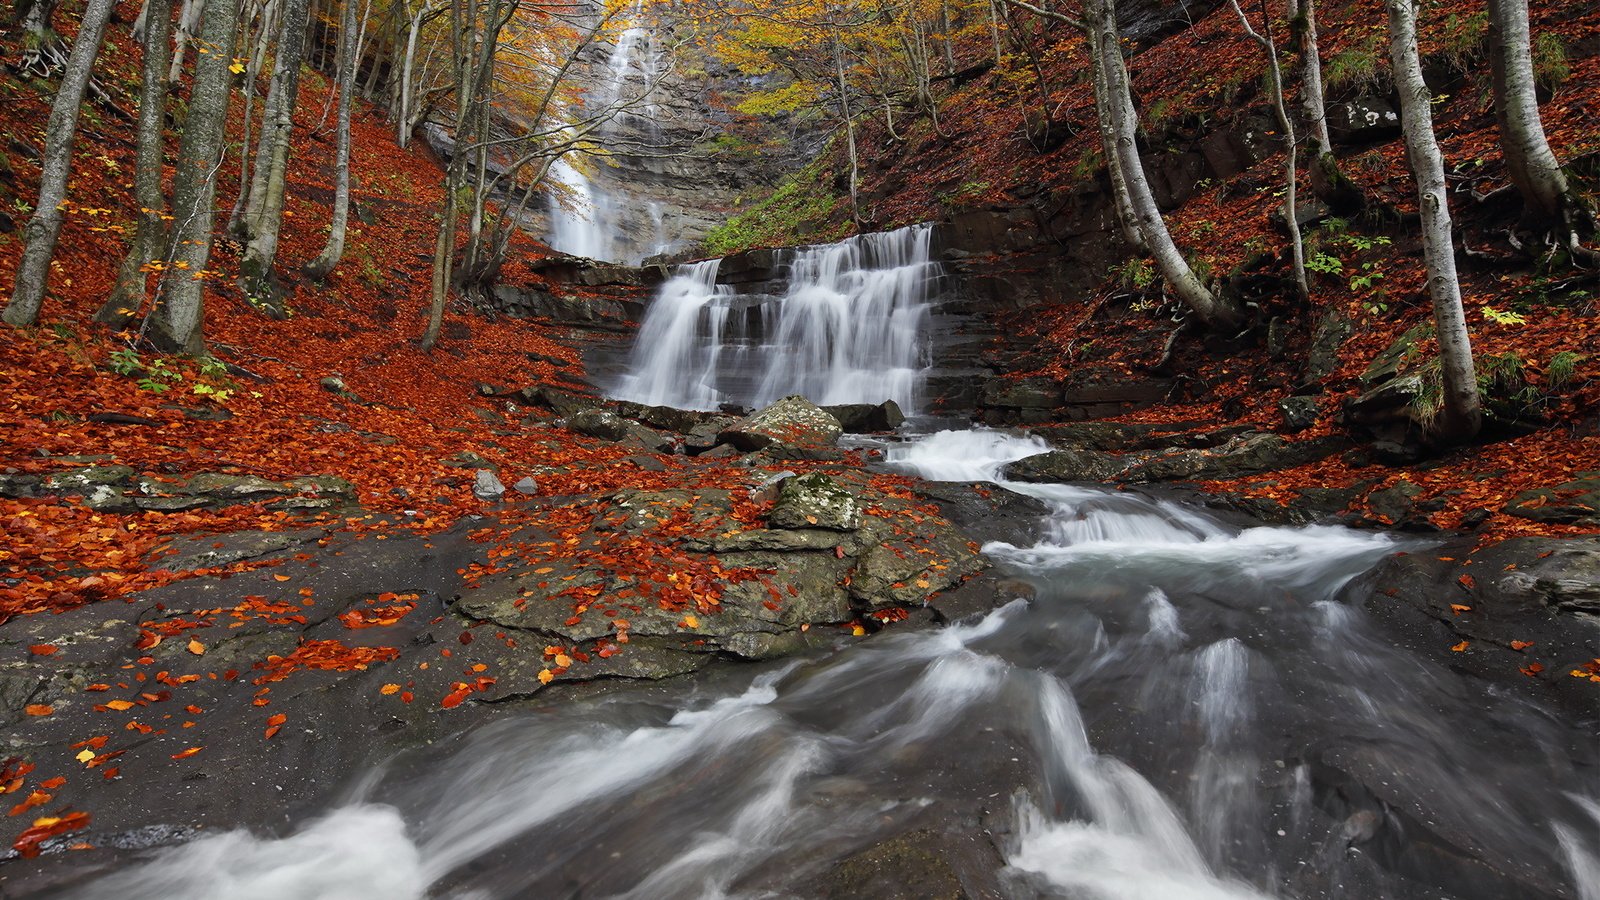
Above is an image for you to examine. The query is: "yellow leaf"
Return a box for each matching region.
[379,683,401,695]
[537,669,554,684]
[75,749,95,763]
[554,653,573,668]
[681,615,699,629]
[851,624,866,636]
[187,638,205,655]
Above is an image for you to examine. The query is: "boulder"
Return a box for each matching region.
[718,396,842,451]
[1120,433,1343,482]
[823,400,907,433]
[1278,396,1322,433]
[566,408,634,442]
[980,378,1060,409]
[1328,98,1402,144]
[1002,448,1131,483]
[512,476,540,496]
[769,473,861,531]
[1503,474,1600,526]
[473,469,506,501]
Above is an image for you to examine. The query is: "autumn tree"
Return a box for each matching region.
[149,0,244,354]
[1229,0,1307,299]
[1387,0,1479,440]
[1487,0,1595,258]
[3,0,117,328]
[237,0,313,315]
[305,0,361,279]
[99,0,176,328]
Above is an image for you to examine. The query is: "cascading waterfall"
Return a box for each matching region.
[85,427,1600,899]
[611,224,939,412]
[544,13,664,263]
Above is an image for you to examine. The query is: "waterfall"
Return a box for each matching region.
[611,224,940,413]
[543,15,664,263]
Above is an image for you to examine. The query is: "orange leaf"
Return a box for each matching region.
[554,653,573,668]
[1450,640,1469,652]
[186,638,205,655]
[1520,662,1544,677]
[24,705,53,716]
[1449,604,1472,614]
[1509,640,1534,651]
[537,668,554,684]
[273,574,291,582]
[102,699,135,711]
[379,683,401,695]
[170,747,202,759]
[28,645,56,656]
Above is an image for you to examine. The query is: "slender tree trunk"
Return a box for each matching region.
[398,2,425,147]
[1230,0,1307,299]
[150,0,241,355]
[1487,0,1590,249]
[227,0,277,235]
[3,0,117,328]
[833,32,862,228]
[1388,0,1480,440]
[1090,0,1240,326]
[98,0,175,328]
[239,0,310,315]
[305,0,358,279]
[421,0,470,353]
[1090,35,1146,252]
[168,0,204,82]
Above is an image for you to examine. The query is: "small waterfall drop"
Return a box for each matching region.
[611,224,940,412]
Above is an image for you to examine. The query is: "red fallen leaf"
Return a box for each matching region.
[1458,574,1475,589]
[264,725,281,740]
[40,777,65,790]
[400,691,414,704]
[834,546,845,559]
[440,689,470,709]
[1520,662,1545,677]
[9,790,53,817]
[1509,640,1534,651]
[170,747,202,759]
[11,811,89,858]
[24,705,53,716]
[266,713,287,727]
[458,631,474,645]
[28,645,57,656]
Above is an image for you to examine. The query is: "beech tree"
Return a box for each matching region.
[238,0,312,315]
[1487,0,1594,258]
[3,0,117,328]
[1229,0,1307,299]
[99,0,176,328]
[149,0,243,354]
[1387,0,1480,440]
[305,0,360,279]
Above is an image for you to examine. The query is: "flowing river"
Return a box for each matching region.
[82,428,1600,900]
[75,227,1600,899]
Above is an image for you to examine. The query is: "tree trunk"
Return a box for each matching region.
[421,0,470,353]
[833,32,862,229]
[150,0,241,355]
[18,0,64,76]
[1089,27,1146,252]
[1388,0,1480,440]
[1487,0,1590,247]
[305,0,357,280]
[168,0,205,82]
[1090,0,1240,327]
[1230,0,1307,300]
[239,0,310,315]
[98,0,175,328]
[3,0,117,328]
[398,2,425,147]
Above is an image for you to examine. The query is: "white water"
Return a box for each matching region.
[86,429,1600,899]
[544,15,664,263]
[611,224,939,412]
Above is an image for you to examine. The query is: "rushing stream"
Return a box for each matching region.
[85,429,1599,900]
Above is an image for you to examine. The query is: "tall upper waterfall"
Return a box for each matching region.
[544,19,669,263]
[611,224,940,412]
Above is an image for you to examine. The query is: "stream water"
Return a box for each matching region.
[82,227,1600,899]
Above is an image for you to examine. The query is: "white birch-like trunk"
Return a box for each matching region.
[1487,0,1580,235]
[1388,0,1481,440]
[168,0,205,83]
[1091,0,1239,326]
[305,0,358,279]
[1230,0,1307,299]
[1089,28,1145,252]
[3,0,117,327]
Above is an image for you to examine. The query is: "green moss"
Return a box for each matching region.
[701,159,845,256]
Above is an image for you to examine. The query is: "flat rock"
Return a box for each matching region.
[719,396,843,451]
